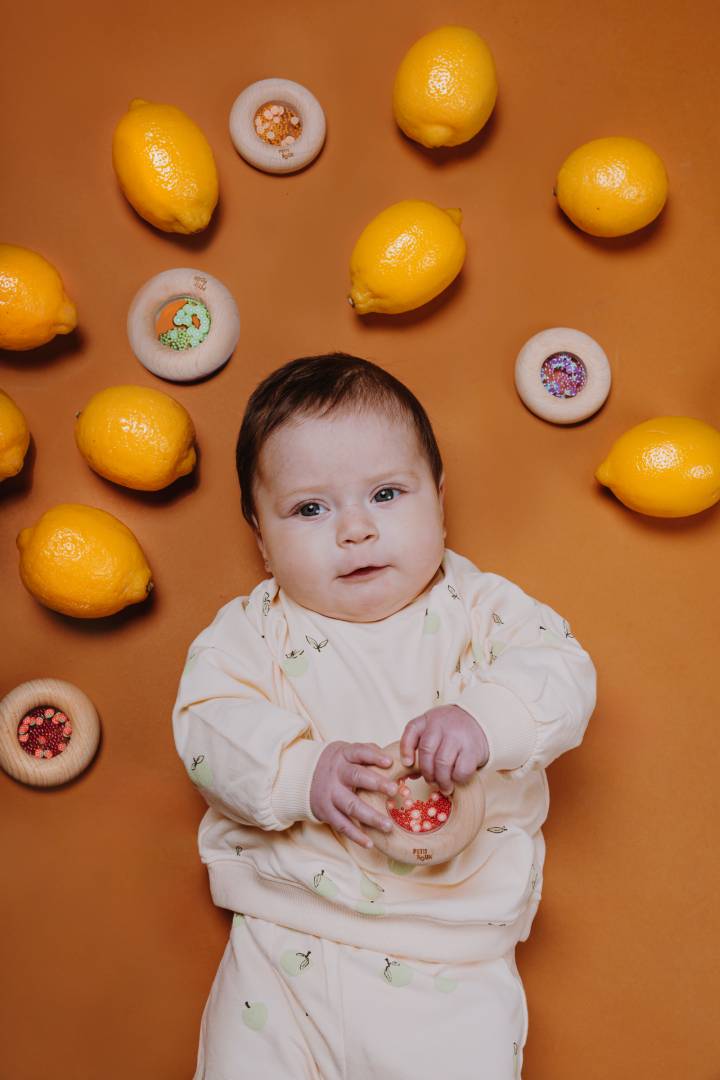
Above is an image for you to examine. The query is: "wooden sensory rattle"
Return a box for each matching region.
[360,739,486,866]
[514,326,612,424]
[127,267,240,382]
[0,678,100,787]
[229,78,326,174]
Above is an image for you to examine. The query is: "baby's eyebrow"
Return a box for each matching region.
[279,470,420,501]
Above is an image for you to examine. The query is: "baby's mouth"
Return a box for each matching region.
[340,565,387,579]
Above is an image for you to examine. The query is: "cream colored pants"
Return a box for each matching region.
[194,913,528,1079]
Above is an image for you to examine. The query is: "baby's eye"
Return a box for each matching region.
[373,487,401,502]
[297,502,326,517]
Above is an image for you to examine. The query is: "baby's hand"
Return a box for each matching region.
[309,741,399,850]
[399,705,490,796]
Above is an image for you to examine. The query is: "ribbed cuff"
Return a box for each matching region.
[271,738,327,826]
[455,681,537,772]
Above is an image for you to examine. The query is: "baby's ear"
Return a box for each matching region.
[252,521,272,571]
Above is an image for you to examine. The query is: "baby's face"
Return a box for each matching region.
[252,406,446,622]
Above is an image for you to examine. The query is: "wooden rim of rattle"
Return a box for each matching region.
[514,326,611,424]
[360,740,486,867]
[127,268,241,383]
[0,678,100,787]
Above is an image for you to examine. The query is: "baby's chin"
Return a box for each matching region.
[296,572,419,623]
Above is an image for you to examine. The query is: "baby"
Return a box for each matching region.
[172,351,597,1079]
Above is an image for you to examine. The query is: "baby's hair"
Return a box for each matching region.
[236,352,444,529]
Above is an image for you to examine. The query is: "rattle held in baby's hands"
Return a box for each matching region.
[309,707,488,867]
[362,739,486,866]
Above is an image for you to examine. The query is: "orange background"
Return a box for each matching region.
[1,1,718,1077]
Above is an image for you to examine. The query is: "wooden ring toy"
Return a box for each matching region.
[0,678,100,787]
[229,78,326,175]
[127,268,240,383]
[514,327,611,424]
[359,740,486,867]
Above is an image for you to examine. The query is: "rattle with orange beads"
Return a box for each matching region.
[360,740,486,866]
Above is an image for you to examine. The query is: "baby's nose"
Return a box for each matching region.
[337,509,378,543]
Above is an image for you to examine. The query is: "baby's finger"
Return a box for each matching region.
[453,746,479,785]
[342,760,398,797]
[417,730,442,783]
[433,741,461,795]
[346,742,393,769]
[330,811,377,850]
[341,792,393,845]
[400,714,427,766]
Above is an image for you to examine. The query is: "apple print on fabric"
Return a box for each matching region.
[538,625,565,647]
[387,857,415,876]
[232,913,246,928]
[488,640,509,666]
[351,868,386,911]
[311,869,338,898]
[423,608,440,634]
[383,958,413,987]
[359,874,384,901]
[354,898,386,915]
[280,949,312,976]
[434,974,458,993]
[241,1001,268,1031]
[282,649,309,677]
[188,753,213,788]
[183,649,200,676]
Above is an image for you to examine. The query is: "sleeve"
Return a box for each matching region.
[453,572,597,780]
[172,623,326,830]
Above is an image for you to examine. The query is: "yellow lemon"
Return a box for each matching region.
[0,389,30,479]
[595,417,720,517]
[348,199,466,315]
[393,26,497,148]
[554,136,668,238]
[16,503,154,618]
[112,98,218,234]
[75,384,196,491]
[0,244,77,351]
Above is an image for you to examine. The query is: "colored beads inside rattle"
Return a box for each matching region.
[155,297,212,351]
[17,705,73,759]
[253,101,303,153]
[540,352,587,398]
[386,775,453,834]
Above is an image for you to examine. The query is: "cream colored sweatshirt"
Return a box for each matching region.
[172,548,596,963]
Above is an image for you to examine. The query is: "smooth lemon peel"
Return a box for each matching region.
[0,389,30,479]
[555,136,668,238]
[348,200,466,315]
[0,245,77,350]
[112,98,219,234]
[595,417,720,517]
[74,384,197,491]
[393,26,497,148]
[16,503,154,618]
